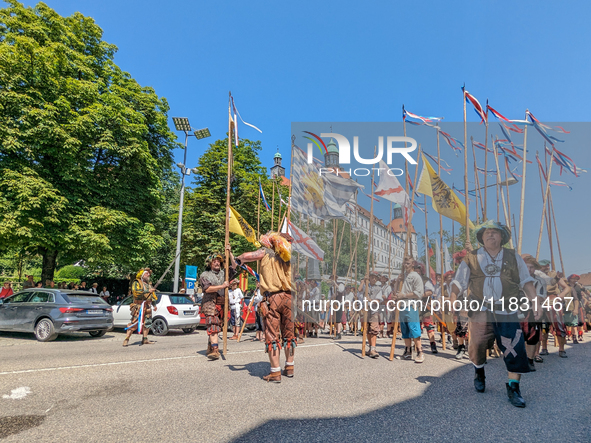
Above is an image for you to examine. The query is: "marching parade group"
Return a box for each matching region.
[123,219,590,408]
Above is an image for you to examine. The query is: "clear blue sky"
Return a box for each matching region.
[18,0,591,273]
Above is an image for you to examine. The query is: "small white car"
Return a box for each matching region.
[111,292,200,336]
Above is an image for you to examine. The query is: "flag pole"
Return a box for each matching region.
[436,124,444,287]
[257,179,261,275]
[492,139,512,247]
[390,145,422,361]
[470,137,484,222]
[504,157,515,249]
[493,136,500,222]
[287,135,295,224]
[548,189,565,274]
[271,180,275,231]
[462,87,472,250]
[223,92,233,356]
[484,102,489,220]
[517,111,529,254]
[542,152,556,269]
[388,202,393,282]
[424,193,431,275]
[402,106,410,257]
[536,144,555,260]
[277,188,283,232]
[361,146,377,357]
[536,154,555,267]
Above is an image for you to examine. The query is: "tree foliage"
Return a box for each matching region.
[0,1,179,281]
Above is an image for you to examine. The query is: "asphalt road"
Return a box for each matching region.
[0,327,590,442]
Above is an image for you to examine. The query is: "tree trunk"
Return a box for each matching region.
[41,249,58,285]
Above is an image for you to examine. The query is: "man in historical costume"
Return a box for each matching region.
[199,246,237,360]
[228,279,244,340]
[539,271,570,358]
[357,271,383,359]
[418,268,438,354]
[328,275,345,340]
[451,220,540,408]
[520,255,546,370]
[307,279,321,337]
[566,274,585,344]
[235,232,295,383]
[123,268,158,347]
[454,287,470,360]
[391,258,425,363]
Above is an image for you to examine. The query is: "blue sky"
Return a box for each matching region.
[18,1,591,273]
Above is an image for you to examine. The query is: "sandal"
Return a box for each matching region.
[534,355,543,363]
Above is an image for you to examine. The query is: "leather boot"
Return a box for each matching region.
[474,367,486,393]
[506,382,526,408]
[263,371,281,383]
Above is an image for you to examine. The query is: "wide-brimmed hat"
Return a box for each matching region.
[205,252,224,269]
[539,259,551,266]
[476,220,511,246]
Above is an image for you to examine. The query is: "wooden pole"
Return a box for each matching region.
[548,189,565,274]
[389,145,422,361]
[277,188,283,232]
[436,125,444,282]
[223,93,233,356]
[536,155,555,268]
[483,107,489,220]
[361,146,377,357]
[463,89,471,250]
[504,157,514,248]
[403,113,410,257]
[492,139,512,247]
[536,145,555,260]
[287,135,295,224]
[257,179,261,275]
[493,136,500,222]
[470,137,484,222]
[271,180,275,231]
[388,202,392,280]
[237,296,255,342]
[542,153,556,269]
[517,113,529,254]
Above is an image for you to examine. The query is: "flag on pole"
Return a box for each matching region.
[239,272,248,292]
[403,106,443,125]
[486,105,523,133]
[374,160,411,208]
[427,240,434,258]
[281,218,325,261]
[259,178,271,211]
[230,94,262,147]
[416,154,475,229]
[462,88,487,123]
[229,206,261,247]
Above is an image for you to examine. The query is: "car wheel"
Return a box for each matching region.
[89,330,107,337]
[151,318,168,336]
[182,327,196,334]
[35,318,58,342]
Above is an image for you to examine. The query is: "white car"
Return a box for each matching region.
[112,292,200,336]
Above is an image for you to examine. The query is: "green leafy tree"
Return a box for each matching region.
[0,1,179,282]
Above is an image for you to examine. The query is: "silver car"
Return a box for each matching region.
[0,289,114,342]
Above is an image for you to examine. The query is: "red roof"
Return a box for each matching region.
[578,272,591,287]
[280,176,290,186]
[387,218,416,234]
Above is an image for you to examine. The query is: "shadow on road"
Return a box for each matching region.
[230,342,591,443]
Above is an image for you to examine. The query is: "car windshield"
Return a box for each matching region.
[64,294,109,305]
[169,295,194,305]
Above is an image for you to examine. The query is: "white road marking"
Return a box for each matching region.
[0,342,336,376]
[2,386,32,399]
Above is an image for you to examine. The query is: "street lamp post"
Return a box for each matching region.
[172,117,211,293]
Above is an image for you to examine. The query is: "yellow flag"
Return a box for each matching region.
[229,206,261,247]
[418,154,475,229]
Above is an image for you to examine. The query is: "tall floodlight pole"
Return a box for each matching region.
[172,117,211,292]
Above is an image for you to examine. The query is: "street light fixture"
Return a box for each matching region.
[194,128,211,139]
[172,117,211,293]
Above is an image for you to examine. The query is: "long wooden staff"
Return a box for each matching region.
[539,153,555,268]
[389,145,422,361]
[492,139,512,247]
[470,136,484,222]
[548,189,565,274]
[517,111,529,254]
[237,295,255,342]
[483,104,489,219]
[462,89,471,250]
[223,93,233,356]
[361,146,377,357]
[504,157,515,248]
[271,180,275,231]
[536,144,555,260]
